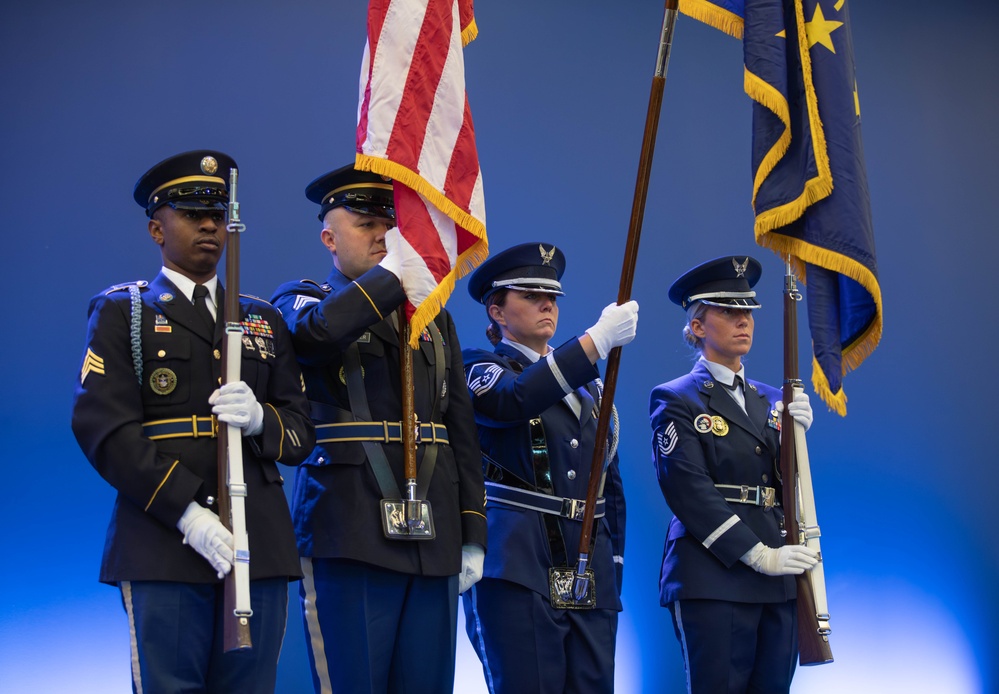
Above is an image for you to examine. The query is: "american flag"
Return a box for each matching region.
[356,0,487,347]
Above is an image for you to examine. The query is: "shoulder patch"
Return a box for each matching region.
[656,421,678,457]
[80,347,106,384]
[466,362,505,396]
[291,295,322,311]
[104,280,147,295]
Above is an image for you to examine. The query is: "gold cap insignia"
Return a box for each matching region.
[200,156,218,175]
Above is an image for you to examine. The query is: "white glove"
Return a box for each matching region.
[775,390,813,431]
[176,502,235,579]
[378,226,404,281]
[458,544,485,594]
[210,381,264,437]
[740,541,818,576]
[585,300,639,359]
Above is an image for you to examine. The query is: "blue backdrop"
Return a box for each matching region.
[2,1,996,692]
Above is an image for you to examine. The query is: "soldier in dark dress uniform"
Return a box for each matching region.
[270,164,487,694]
[71,150,315,693]
[461,242,638,694]
[649,256,817,694]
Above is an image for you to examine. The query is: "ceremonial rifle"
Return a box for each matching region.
[398,307,426,535]
[218,167,253,651]
[568,0,680,606]
[780,257,833,665]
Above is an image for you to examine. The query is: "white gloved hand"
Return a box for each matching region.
[176,502,235,579]
[458,544,485,594]
[775,390,814,432]
[740,541,818,576]
[585,300,639,359]
[378,226,404,281]
[210,381,264,437]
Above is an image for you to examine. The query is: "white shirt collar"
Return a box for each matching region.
[501,337,548,364]
[699,356,746,388]
[162,267,218,308]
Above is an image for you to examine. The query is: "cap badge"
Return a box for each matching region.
[200,156,219,175]
[539,244,555,266]
[732,257,748,278]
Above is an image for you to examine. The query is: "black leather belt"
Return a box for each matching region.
[142,416,217,440]
[315,421,449,445]
[715,483,778,509]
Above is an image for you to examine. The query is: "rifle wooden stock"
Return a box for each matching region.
[571,0,679,604]
[780,259,833,665]
[218,168,252,652]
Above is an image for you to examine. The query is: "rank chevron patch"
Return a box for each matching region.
[292,295,321,311]
[81,348,105,384]
[657,421,678,457]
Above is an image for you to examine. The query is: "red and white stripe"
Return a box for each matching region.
[356,0,487,345]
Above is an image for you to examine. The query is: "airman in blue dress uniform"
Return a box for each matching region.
[649,255,817,694]
[71,150,315,693]
[270,164,487,694]
[461,242,638,693]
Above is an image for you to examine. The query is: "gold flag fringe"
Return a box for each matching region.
[461,18,478,47]
[677,0,744,38]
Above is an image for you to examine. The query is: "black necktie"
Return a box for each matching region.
[721,375,744,393]
[192,284,216,332]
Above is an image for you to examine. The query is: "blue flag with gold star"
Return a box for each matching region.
[678,0,881,415]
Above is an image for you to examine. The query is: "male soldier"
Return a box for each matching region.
[271,164,487,694]
[72,150,315,693]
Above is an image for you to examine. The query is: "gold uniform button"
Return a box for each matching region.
[157,349,166,357]
[214,349,221,359]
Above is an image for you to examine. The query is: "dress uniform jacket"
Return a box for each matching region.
[72,272,314,584]
[271,266,487,576]
[464,339,626,609]
[649,359,794,605]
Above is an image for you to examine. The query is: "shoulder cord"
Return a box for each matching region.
[128,284,143,384]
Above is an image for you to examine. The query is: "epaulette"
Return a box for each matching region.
[300,279,331,293]
[104,280,148,295]
[239,293,273,305]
